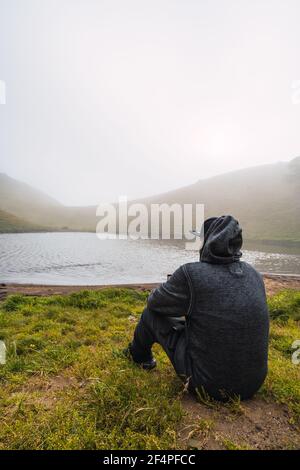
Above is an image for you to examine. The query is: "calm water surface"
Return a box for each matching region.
[0,233,299,285]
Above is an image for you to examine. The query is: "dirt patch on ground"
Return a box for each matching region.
[5,373,82,413]
[178,394,300,450]
[24,373,78,393]
[263,275,300,296]
[0,282,157,298]
[1,274,300,299]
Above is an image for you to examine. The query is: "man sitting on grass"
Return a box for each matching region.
[126,215,269,401]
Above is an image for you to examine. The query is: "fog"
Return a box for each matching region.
[0,0,299,205]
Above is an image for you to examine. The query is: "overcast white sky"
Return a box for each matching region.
[0,0,299,206]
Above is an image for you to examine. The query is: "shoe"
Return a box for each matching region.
[138,357,157,371]
[124,343,157,370]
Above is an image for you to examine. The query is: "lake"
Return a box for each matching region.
[0,232,299,285]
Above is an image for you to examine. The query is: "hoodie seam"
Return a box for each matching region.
[182,264,194,318]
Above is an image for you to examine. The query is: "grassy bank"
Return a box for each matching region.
[0,288,299,450]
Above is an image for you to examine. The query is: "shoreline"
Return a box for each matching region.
[1,273,300,298]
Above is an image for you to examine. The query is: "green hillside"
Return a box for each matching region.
[136,157,300,244]
[0,173,96,231]
[0,209,47,233]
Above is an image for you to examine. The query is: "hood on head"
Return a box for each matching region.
[200,215,243,264]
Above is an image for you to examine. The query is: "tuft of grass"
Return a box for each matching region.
[268,290,300,321]
[221,438,250,450]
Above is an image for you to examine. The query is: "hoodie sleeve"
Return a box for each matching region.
[147,265,191,316]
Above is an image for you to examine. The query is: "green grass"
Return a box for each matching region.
[268,289,300,321]
[259,290,300,418]
[0,288,299,449]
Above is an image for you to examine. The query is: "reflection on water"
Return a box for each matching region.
[0,233,299,285]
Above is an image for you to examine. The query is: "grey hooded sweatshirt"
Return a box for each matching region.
[147,215,269,400]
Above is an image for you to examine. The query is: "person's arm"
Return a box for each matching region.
[147,265,191,316]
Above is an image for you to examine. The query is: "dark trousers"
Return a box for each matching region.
[130,308,189,380]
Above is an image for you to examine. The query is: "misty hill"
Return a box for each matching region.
[136,157,300,243]
[0,173,95,231]
[0,173,61,213]
[0,173,64,228]
[0,158,299,244]
[0,209,46,233]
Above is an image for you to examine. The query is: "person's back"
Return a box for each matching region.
[184,260,269,400]
[127,215,269,401]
